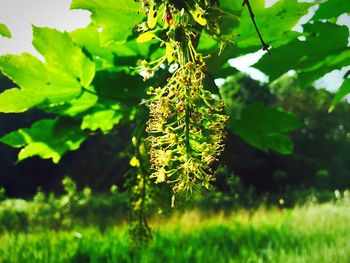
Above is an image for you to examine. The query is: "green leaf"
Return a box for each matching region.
[313,0,350,20]
[231,0,312,50]
[47,89,99,117]
[0,88,42,113]
[230,103,302,154]
[70,24,157,73]
[0,23,11,38]
[298,49,350,88]
[32,26,95,88]
[92,71,148,102]
[330,78,350,112]
[0,118,87,163]
[202,0,312,77]
[70,0,141,44]
[263,133,294,155]
[82,108,123,134]
[69,25,116,71]
[254,22,350,87]
[0,27,96,113]
[0,53,81,102]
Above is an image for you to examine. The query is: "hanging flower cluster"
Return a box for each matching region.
[147,60,228,194]
[136,0,237,199]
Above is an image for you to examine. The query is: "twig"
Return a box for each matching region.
[344,70,350,79]
[242,0,271,55]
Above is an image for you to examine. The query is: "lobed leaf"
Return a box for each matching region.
[0,118,87,163]
[0,88,41,113]
[230,103,302,154]
[70,0,141,44]
[202,0,313,77]
[254,22,350,88]
[81,109,123,134]
[313,0,350,20]
[0,27,96,113]
[32,26,95,87]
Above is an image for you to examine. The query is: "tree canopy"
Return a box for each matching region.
[0,0,348,171]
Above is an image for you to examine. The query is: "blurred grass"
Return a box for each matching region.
[0,201,349,263]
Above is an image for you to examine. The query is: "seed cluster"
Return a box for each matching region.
[136,0,233,198]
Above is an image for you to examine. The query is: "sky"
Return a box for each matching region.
[0,0,349,92]
[0,0,90,55]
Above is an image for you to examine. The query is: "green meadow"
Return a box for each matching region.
[1,201,349,263]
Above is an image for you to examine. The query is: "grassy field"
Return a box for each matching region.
[0,201,349,263]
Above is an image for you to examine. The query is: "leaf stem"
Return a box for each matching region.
[242,0,271,55]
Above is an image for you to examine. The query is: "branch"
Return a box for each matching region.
[242,0,271,55]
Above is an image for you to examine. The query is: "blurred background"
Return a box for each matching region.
[0,0,349,203]
[1,71,350,203]
[0,0,350,262]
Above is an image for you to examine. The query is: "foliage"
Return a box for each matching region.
[217,74,350,194]
[231,103,302,154]
[0,0,348,173]
[0,119,86,163]
[330,78,350,111]
[0,177,128,232]
[255,22,350,89]
[313,0,350,20]
[0,0,349,243]
[0,173,348,233]
[0,23,11,38]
